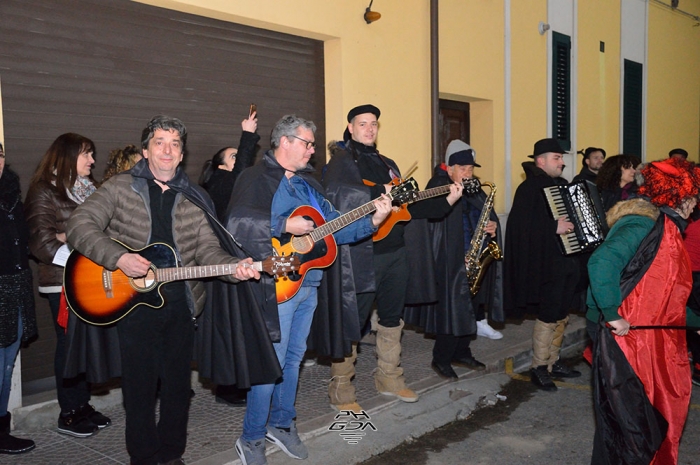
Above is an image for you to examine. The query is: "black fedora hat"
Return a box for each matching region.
[528,138,566,158]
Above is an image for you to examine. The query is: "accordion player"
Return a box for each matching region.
[542,180,608,255]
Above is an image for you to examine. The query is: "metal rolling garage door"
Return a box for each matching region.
[0,0,325,387]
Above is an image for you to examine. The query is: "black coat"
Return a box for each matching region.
[321,142,445,352]
[0,169,37,347]
[503,162,578,318]
[203,130,260,220]
[572,166,597,184]
[404,167,504,335]
[196,150,352,382]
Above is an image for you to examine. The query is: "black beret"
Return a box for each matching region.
[347,104,380,123]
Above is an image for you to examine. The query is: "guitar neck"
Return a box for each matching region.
[309,201,376,243]
[411,184,451,203]
[410,179,474,203]
[155,261,262,283]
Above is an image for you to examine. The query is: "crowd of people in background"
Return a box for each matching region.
[1,105,699,465]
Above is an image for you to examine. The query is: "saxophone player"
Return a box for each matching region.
[409,140,505,380]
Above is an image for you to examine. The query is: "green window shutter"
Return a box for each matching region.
[552,32,572,151]
[623,59,643,157]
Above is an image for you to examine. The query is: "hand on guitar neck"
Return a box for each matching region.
[285,195,393,235]
[116,253,261,281]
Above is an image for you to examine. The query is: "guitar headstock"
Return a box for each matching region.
[389,177,419,205]
[260,255,300,278]
[462,177,481,195]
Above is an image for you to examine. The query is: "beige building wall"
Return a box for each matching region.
[647,0,700,161]
[508,1,549,190]
[576,0,621,161]
[439,0,505,208]
[137,0,700,207]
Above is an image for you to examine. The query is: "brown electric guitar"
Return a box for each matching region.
[64,239,299,325]
[273,178,419,303]
[365,177,482,241]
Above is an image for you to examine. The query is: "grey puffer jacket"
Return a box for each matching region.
[66,160,241,316]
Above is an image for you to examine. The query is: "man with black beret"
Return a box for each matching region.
[503,138,582,391]
[321,104,462,411]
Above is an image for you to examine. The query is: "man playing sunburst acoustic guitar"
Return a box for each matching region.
[226,114,392,465]
[66,115,262,465]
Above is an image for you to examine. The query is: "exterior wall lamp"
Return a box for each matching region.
[364,0,381,24]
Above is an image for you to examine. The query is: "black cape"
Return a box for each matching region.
[403,167,504,335]
[320,142,440,355]
[503,162,578,319]
[137,160,281,389]
[196,150,350,384]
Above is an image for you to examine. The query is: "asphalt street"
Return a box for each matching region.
[360,359,700,465]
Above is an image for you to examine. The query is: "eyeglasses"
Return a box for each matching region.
[289,135,316,150]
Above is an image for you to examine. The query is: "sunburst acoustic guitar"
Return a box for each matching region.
[64,239,299,325]
[273,178,419,303]
[365,177,483,241]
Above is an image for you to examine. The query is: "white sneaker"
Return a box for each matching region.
[476,319,503,340]
[303,358,316,367]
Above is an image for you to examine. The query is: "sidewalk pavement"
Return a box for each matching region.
[1,314,587,465]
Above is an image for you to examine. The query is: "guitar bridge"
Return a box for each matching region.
[102,268,114,299]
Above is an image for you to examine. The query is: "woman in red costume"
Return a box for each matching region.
[587,157,700,465]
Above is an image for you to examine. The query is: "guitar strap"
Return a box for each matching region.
[300,178,326,220]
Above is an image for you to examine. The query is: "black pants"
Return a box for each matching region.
[357,248,409,329]
[46,293,90,413]
[117,300,194,465]
[432,334,473,365]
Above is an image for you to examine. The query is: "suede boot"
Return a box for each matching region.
[0,413,35,454]
[549,317,581,378]
[374,320,418,402]
[532,319,558,368]
[329,343,362,412]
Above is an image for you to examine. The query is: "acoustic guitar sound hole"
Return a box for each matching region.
[131,268,157,292]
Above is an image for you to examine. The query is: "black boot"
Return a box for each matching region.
[550,361,581,379]
[530,365,557,392]
[0,413,35,454]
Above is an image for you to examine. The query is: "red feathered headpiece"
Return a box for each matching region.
[637,158,700,209]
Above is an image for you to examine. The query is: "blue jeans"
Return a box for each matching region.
[0,316,23,416]
[242,286,318,441]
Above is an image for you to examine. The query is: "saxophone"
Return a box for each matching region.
[465,182,503,296]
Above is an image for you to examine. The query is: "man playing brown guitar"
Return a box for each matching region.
[322,104,463,412]
[226,114,392,465]
[66,115,262,465]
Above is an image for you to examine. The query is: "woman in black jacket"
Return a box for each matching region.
[0,143,37,454]
[199,111,260,219]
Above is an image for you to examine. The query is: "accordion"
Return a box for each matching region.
[542,180,607,255]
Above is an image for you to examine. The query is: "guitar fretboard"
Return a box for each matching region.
[411,184,452,202]
[309,201,377,243]
[155,262,261,283]
[410,179,478,203]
